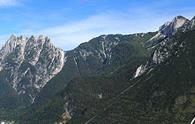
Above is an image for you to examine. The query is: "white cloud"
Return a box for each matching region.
[1,8,194,51]
[0,11,175,50]
[34,12,169,50]
[0,0,19,6]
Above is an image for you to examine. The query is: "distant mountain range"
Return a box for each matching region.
[0,15,195,124]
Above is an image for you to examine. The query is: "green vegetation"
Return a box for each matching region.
[19,33,155,124]
[21,29,195,124]
[88,29,195,124]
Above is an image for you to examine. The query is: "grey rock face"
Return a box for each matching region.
[148,16,195,64]
[134,16,195,78]
[0,35,65,103]
[145,16,189,48]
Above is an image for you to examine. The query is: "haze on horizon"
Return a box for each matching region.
[0,0,194,50]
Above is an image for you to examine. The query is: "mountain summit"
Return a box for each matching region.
[1,16,195,124]
[0,35,65,103]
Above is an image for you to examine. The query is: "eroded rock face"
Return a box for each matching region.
[134,16,195,78]
[145,16,190,48]
[0,35,65,103]
[147,16,194,65]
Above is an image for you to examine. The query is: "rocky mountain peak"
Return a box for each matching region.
[8,34,28,42]
[29,35,49,41]
[135,16,192,78]
[145,16,190,48]
[159,16,187,31]
[9,34,17,40]
[0,35,65,103]
[172,16,189,28]
[158,16,189,37]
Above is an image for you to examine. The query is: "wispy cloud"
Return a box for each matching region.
[2,10,186,50]
[0,0,195,50]
[0,0,19,6]
[32,11,170,50]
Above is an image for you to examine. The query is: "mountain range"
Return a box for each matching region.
[0,15,195,124]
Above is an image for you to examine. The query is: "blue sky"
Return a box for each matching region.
[0,0,195,50]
